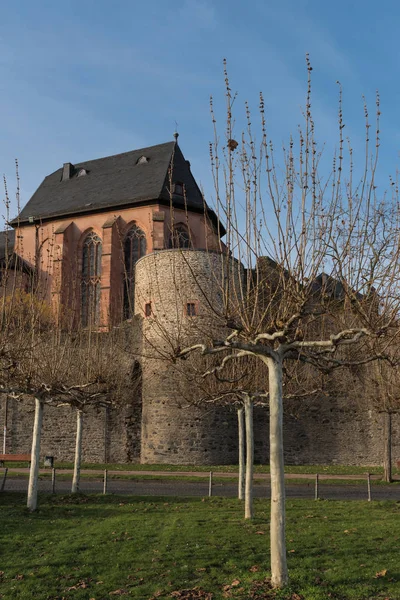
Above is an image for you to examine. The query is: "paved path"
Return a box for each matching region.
[2,472,399,501]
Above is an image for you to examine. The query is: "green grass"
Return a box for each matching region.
[0,494,399,599]
[5,462,400,481]
[49,462,395,476]
[6,471,400,487]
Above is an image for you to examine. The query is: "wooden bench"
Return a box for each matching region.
[0,454,31,466]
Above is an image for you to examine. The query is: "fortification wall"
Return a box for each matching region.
[254,400,400,466]
[0,396,142,464]
[0,393,398,466]
[1,245,399,467]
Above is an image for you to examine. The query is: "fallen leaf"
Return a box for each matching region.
[231,579,240,587]
[65,580,91,592]
[255,531,265,535]
[249,565,259,572]
[375,569,388,579]
[171,588,213,599]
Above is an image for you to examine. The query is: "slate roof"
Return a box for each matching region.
[12,141,223,232]
[0,229,31,272]
[0,229,15,261]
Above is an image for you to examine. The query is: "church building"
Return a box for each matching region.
[10,137,222,329]
[1,138,397,467]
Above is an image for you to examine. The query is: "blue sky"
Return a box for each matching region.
[1,0,399,220]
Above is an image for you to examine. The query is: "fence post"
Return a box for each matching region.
[315,473,319,500]
[103,469,108,495]
[0,468,8,492]
[51,468,56,494]
[209,471,213,497]
[367,472,371,502]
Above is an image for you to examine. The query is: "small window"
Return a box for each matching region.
[186,302,197,317]
[77,169,87,177]
[173,182,184,195]
[137,156,149,164]
[144,302,152,317]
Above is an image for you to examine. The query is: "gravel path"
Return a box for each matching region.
[2,475,399,501]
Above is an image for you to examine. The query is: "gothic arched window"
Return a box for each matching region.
[169,224,191,249]
[81,232,102,327]
[124,225,146,318]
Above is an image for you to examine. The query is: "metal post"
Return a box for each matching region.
[3,397,8,454]
[209,471,213,497]
[1,468,8,492]
[103,469,108,495]
[51,468,56,494]
[315,473,319,500]
[367,472,371,502]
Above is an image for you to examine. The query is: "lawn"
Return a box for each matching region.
[0,494,399,599]
[40,462,396,476]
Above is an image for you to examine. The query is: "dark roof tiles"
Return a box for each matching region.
[12,141,209,226]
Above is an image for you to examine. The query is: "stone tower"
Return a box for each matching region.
[135,248,241,464]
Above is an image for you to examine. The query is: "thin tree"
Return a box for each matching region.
[161,60,400,587]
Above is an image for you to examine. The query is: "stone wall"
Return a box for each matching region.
[0,395,142,464]
[253,399,400,467]
[1,391,399,466]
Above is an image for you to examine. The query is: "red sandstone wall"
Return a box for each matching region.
[14,206,219,326]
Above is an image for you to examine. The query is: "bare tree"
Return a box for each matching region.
[144,59,400,587]
[0,264,135,508]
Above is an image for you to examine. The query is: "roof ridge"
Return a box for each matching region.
[48,141,176,176]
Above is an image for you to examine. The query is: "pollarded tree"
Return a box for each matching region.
[0,277,135,508]
[174,350,320,521]
[170,60,400,588]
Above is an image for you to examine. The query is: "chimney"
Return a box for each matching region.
[62,162,74,181]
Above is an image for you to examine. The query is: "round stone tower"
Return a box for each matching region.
[135,248,241,465]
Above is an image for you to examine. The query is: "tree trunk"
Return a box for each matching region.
[27,398,44,511]
[72,409,83,494]
[238,406,245,500]
[383,411,392,483]
[244,396,254,519]
[267,356,288,588]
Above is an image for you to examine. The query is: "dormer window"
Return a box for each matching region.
[77,169,87,177]
[173,182,184,195]
[137,156,149,164]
